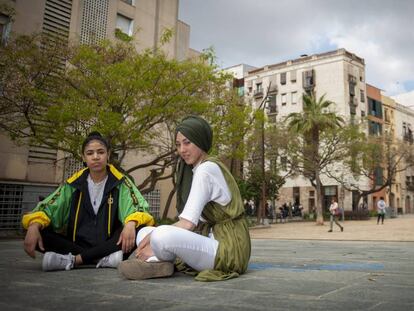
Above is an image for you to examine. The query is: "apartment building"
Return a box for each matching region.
[380,93,401,213]
[242,49,369,214]
[393,101,414,213]
[392,91,414,213]
[0,0,194,231]
[365,84,387,211]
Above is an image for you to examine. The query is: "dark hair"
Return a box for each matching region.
[81,131,110,154]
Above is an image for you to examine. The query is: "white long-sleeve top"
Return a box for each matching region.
[179,161,231,226]
[377,200,387,213]
[329,201,338,215]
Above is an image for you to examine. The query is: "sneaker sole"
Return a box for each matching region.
[118,259,174,280]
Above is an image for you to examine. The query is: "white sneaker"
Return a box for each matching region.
[96,250,123,268]
[42,252,75,271]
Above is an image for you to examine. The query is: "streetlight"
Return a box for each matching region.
[257,93,276,225]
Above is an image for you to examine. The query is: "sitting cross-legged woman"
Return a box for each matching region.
[22,132,154,271]
[119,116,251,281]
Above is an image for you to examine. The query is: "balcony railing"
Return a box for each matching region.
[406,181,414,191]
[404,133,414,144]
[254,89,264,98]
[268,84,278,94]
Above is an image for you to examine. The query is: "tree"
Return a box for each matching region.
[285,94,344,225]
[0,34,69,144]
[327,131,414,209]
[0,33,252,215]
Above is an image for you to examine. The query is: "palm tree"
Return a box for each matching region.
[286,93,344,225]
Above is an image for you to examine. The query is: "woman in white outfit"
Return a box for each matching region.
[119,116,251,281]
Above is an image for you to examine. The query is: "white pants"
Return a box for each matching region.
[136,225,219,272]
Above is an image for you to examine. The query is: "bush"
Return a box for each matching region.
[302,213,315,221]
[369,210,377,217]
[343,209,370,220]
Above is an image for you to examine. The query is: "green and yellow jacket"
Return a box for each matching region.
[22,164,154,246]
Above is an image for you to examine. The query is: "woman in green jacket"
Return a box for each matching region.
[22,132,154,271]
[119,116,251,281]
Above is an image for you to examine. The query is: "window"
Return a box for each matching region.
[374,167,383,186]
[302,69,314,90]
[348,75,357,96]
[350,105,356,115]
[280,72,286,85]
[369,121,382,136]
[361,110,366,117]
[368,98,383,118]
[384,108,390,122]
[121,0,135,5]
[254,83,263,97]
[360,89,365,103]
[324,186,337,196]
[116,14,133,36]
[0,13,11,45]
[291,92,297,105]
[266,95,277,113]
[290,70,297,83]
[281,93,287,106]
[405,123,414,143]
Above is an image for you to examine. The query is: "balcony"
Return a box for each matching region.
[268,84,278,95]
[404,132,414,144]
[302,70,315,91]
[254,89,264,98]
[406,181,414,191]
[267,105,277,114]
[349,96,358,107]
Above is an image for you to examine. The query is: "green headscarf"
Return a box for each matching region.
[175,116,213,213]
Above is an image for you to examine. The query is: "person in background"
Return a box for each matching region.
[328,197,343,232]
[119,115,251,281]
[377,197,387,225]
[22,132,154,271]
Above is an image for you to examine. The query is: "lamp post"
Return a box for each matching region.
[257,95,273,225]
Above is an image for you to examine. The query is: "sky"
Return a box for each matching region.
[179,0,414,96]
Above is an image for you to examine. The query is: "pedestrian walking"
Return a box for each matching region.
[328,197,343,232]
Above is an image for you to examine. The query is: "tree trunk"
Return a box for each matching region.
[162,187,176,220]
[315,173,325,225]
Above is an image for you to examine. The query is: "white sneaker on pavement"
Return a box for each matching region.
[42,252,75,272]
[96,250,123,268]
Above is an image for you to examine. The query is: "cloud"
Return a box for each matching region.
[179,0,414,95]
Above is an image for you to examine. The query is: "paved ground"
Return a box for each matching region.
[1,215,413,310]
[250,214,414,242]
